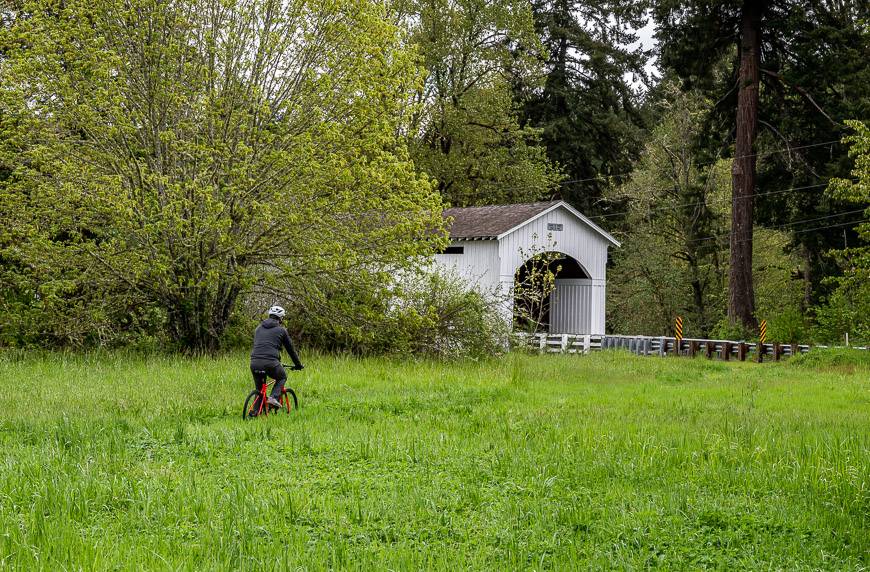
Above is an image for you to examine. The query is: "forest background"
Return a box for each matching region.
[0,0,868,355]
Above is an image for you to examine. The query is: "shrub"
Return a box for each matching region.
[765,307,813,344]
[392,270,509,359]
[273,268,508,359]
[710,318,755,342]
[812,281,870,346]
[789,347,870,370]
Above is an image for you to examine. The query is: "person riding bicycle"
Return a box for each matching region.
[250,305,304,411]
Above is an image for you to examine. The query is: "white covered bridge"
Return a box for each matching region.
[433,201,619,335]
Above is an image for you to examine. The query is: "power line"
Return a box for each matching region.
[792,218,870,234]
[748,218,868,242]
[451,139,842,196]
[588,181,840,221]
[788,219,868,237]
[674,214,868,246]
[767,208,867,230]
[562,139,841,185]
[451,176,859,229]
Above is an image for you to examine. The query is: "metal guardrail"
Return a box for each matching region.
[517,333,866,361]
[602,335,807,361]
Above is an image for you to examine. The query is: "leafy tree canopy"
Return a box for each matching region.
[522,0,650,214]
[817,120,870,343]
[400,0,563,207]
[654,0,870,307]
[0,0,445,351]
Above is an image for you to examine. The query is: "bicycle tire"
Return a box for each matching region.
[242,390,265,420]
[281,388,298,412]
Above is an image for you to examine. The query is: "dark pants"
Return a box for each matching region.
[250,360,287,401]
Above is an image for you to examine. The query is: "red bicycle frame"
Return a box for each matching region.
[250,379,293,417]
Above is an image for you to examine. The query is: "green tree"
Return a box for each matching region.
[607,81,806,339]
[818,120,870,343]
[522,0,649,214]
[653,0,870,331]
[1,0,444,351]
[753,7,870,310]
[829,122,870,288]
[607,85,730,336]
[513,248,562,335]
[400,0,563,206]
[654,0,768,332]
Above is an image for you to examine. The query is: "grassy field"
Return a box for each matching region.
[0,349,868,570]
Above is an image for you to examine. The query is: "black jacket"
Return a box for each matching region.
[250,318,302,366]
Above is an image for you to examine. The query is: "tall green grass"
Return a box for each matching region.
[0,350,868,570]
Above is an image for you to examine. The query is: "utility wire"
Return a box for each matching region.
[787,219,868,237]
[588,181,843,222]
[451,139,842,196]
[765,208,868,230]
[437,137,858,244]
[674,214,868,246]
[567,139,841,184]
[450,177,862,233]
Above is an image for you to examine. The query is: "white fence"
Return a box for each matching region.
[518,333,604,354]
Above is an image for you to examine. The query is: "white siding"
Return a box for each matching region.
[549,278,607,334]
[433,240,500,290]
[497,206,609,281]
[497,205,611,335]
[431,203,613,335]
[550,279,592,333]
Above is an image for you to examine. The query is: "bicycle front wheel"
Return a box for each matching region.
[281,388,298,413]
[242,391,264,420]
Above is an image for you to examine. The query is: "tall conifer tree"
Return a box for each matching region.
[522,0,649,213]
[654,0,870,331]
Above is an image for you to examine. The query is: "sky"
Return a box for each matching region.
[627,18,661,90]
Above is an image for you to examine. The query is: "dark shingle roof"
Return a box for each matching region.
[443,201,560,239]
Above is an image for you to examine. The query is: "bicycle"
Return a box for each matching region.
[242,364,299,420]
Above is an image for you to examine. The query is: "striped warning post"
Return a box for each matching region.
[674,316,683,354]
[759,319,768,344]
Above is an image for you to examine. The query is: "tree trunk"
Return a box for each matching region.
[166,283,240,354]
[802,244,814,309]
[728,0,763,332]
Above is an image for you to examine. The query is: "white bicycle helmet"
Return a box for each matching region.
[267,305,286,319]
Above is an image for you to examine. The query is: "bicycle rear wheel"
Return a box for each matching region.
[242,390,265,420]
[281,388,298,413]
